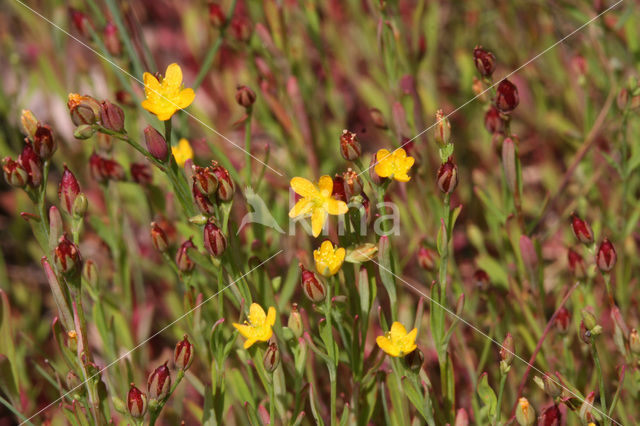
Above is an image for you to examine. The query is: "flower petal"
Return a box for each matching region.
[266,307,276,327]
[376,336,399,357]
[290,177,318,198]
[177,88,195,109]
[317,175,333,197]
[248,303,266,325]
[289,199,313,218]
[311,208,326,237]
[164,63,183,89]
[334,247,346,264]
[389,322,408,341]
[326,198,348,215]
[232,323,252,339]
[243,337,257,349]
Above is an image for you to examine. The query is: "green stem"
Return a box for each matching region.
[591,340,608,426]
[494,372,508,425]
[269,372,275,425]
[244,108,253,187]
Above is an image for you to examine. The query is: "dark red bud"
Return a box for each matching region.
[203,219,226,257]
[103,22,121,56]
[144,126,168,161]
[230,16,253,42]
[472,268,490,290]
[150,222,169,253]
[89,153,125,183]
[99,100,125,133]
[18,142,43,186]
[570,213,593,245]
[538,404,561,426]
[209,3,226,28]
[192,183,215,215]
[495,79,519,113]
[263,342,280,373]
[59,165,81,215]
[567,248,586,279]
[579,320,591,343]
[147,362,171,400]
[554,307,571,335]
[174,335,194,371]
[596,238,617,272]
[127,384,147,418]
[235,85,256,108]
[369,108,387,129]
[176,239,196,272]
[436,159,458,193]
[417,246,436,271]
[340,129,362,161]
[473,46,496,77]
[2,158,28,188]
[69,8,89,37]
[484,105,504,134]
[33,124,57,160]
[210,162,234,202]
[300,264,326,303]
[192,165,219,196]
[499,333,515,365]
[130,162,153,185]
[332,175,348,203]
[54,234,81,275]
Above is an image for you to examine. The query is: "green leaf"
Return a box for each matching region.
[477,372,497,420]
[308,384,325,426]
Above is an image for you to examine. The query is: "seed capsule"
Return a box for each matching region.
[192,183,215,215]
[176,239,196,272]
[235,85,256,108]
[147,362,171,401]
[595,238,617,272]
[2,158,28,188]
[192,165,219,196]
[54,234,81,276]
[174,335,194,371]
[434,109,451,147]
[543,374,562,399]
[67,94,101,126]
[263,342,280,373]
[340,130,361,161]
[436,159,458,193]
[495,79,519,113]
[300,264,326,303]
[203,219,226,257]
[127,384,148,418]
[33,124,57,160]
[500,333,515,367]
[342,168,363,198]
[473,46,496,77]
[99,100,125,133]
[18,142,43,186]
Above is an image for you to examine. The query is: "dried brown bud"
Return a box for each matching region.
[235,85,256,108]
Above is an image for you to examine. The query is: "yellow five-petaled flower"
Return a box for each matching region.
[232,303,276,349]
[288,176,348,237]
[172,138,193,167]
[376,321,418,357]
[374,148,415,182]
[142,63,195,121]
[314,240,346,277]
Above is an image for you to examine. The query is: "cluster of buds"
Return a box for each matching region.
[191,161,235,214]
[127,336,194,419]
[89,152,125,183]
[340,130,362,161]
[299,264,326,303]
[3,110,57,190]
[67,94,125,139]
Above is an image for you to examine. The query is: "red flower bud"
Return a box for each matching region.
[570,213,593,245]
[150,222,169,253]
[340,130,362,161]
[554,306,571,335]
[629,329,640,355]
[436,159,458,193]
[360,192,372,224]
[417,246,436,271]
[192,183,215,215]
[472,268,490,290]
[495,79,519,113]
[89,153,125,183]
[176,239,196,272]
[369,108,387,129]
[147,362,171,400]
[210,162,235,202]
[342,168,363,198]
[230,16,252,42]
[103,22,121,56]
[143,126,168,161]
[130,162,153,185]
[58,165,81,215]
[69,8,89,37]
[192,165,219,196]
[174,335,194,371]
[235,85,256,108]
[332,175,348,203]
[209,3,226,28]
[434,109,451,147]
[2,158,28,188]
[54,234,81,276]
[127,384,147,418]
[203,219,226,257]
[18,142,43,186]
[499,332,515,366]
[542,375,562,399]
[300,264,326,303]
[67,94,101,126]
[288,304,303,338]
[473,46,496,77]
[100,100,125,133]
[567,248,586,279]
[484,105,503,134]
[33,124,57,160]
[263,342,280,373]
[596,238,617,272]
[538,404,561,426]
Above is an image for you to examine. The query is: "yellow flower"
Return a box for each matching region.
[232,303,276,349]
[376,321,418,357]
[288,176,348,237]
[141,63,195,121]
[374,148,415,182]
[314,240,346,277]
[172,138,193,167]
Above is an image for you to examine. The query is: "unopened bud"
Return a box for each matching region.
[69,8,89,37]
[174,335,194,371]
[2,158,28,188]
[89,153,125,183]
[538,404,561,426]
[570,213,593,245]
[144,126,168,161]
[567,248,586,279]
[210,162,234,201]
[554,307,571,335]
[596,238,617,272]
[300,264,326,303]
[369,154,383,185]
[66,371,81,390]
[192,165,219,196]
[203,219,226,257]
[130,163,153,185]
[496,79,519,113]
[18,142,43,186]
[472,269,490,291]
[147,362,171,400]
[59,165,81,214]
[192,183,215,215]
[100,100,125,133]
[263,342,280,373]
[83,260,98,288]
[340,130,362,161]
[434,109,451,147]
[72,193,88,218]
[74,124,96,139]
[369,108,387,129]
[331,175,347,203]
[519,235,538,274]
[473,46,496,77]
[33,124,57,160]
[499,332,514,371]
[515,397,536,426]
[176,239,196,272]
[150,222,169,253]
[404,347,424,372]
[629,329,640,355]
[235,85,256,108]
[417,246,436,271]
[579,320,591,344]
[543,374,562,399]
[230,16,252,42]
[127,384,148,418]
[342,168,363,198]
[209,3,226,27]
[54,234,81,276]
[484,105,503,134]
[68,94,101,126]
[436,159,458,193]
[581,308,598,330]
[617,88,629,110]
[103,22,121,56]
[288,304,303,338]
[20,110,38,141]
